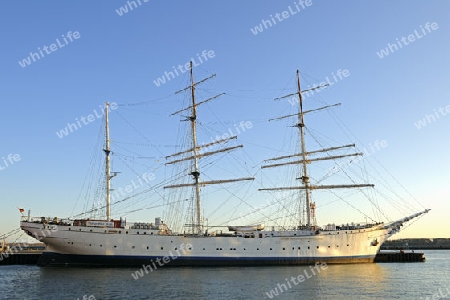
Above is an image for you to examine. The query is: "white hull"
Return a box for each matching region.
[20,220,393,266]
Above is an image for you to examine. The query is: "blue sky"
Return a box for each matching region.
[1,1,449,241]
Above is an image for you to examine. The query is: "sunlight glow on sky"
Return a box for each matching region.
[1,1,449,241]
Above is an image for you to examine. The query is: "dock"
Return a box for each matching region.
[381,238,450,250]
[0,242,45,266]
[374,251,426,263]
[0,252,42,265]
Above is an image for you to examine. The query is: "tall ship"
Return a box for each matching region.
[20,65,429,266]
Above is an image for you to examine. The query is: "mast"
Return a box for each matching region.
[188,61,203,235]
[165,64,254,234]
[259,70,374,229]
[104,102,111,221]
[296,70,312,228]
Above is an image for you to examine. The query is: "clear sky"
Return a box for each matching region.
[1,1,449,242]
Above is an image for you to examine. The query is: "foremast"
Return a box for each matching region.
[296,70,312,228]
[259,70,374,229]
[165,62,254,235]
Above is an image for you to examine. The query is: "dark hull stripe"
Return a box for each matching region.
[37,252,375,267]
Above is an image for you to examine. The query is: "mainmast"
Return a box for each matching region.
[188,62,202,235]
[165,63,254,234]
[259,70,374,229]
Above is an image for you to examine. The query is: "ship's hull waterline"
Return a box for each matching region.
[36,252,375,267]
[21,221,390,267]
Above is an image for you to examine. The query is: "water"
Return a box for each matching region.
[0,251,449,300]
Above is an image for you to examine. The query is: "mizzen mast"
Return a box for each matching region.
[103,102,118,221]
[104,102,112,220]
[165,62,254,234]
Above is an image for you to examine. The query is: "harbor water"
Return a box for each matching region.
[0,250,449,300]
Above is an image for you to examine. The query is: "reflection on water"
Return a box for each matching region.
[0,251,449,300]
[318,263,388,298]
